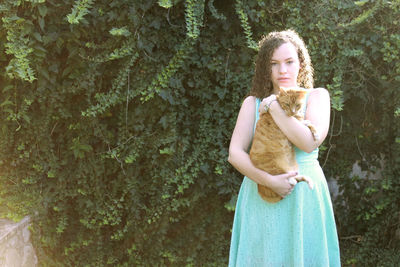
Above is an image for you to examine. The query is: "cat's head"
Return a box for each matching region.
[277,87,307,116]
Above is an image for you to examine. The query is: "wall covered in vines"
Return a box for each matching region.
[0,0,399,266]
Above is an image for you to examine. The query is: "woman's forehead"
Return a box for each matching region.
[271,42,298,60]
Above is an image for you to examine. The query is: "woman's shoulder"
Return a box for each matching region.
[243,95,257,103]
[241,95,257,108]
[238,96,257,117]
[308,87,329,96]
[307,88,330,102]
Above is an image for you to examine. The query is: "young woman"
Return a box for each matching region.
[228,30,340,266]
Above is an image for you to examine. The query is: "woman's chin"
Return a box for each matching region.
[278,81,296,88]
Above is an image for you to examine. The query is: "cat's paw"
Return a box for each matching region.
[312,132,320,141]
[302,120,320,141]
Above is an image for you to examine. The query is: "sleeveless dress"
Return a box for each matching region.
[228,96,341,267]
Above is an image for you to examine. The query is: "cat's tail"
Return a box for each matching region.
[289,175,314,190]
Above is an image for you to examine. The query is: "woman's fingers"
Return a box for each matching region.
[279,172,297,198]
[288,177,298,186]
[281,171,298,178]
[282,172,298,197]
[269,171,298,198]
[284,186,294,198]
[259,94,277,114]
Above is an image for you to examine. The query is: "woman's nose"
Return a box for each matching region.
[279,64,287,73]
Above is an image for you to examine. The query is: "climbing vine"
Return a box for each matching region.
[0,0,399,266]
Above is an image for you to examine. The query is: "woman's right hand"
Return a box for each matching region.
[263,171,298,198]
[259,94,277,114]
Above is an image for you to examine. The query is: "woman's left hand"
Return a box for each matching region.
[259,94,277,114]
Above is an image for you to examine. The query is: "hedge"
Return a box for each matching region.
[0,0,399,266]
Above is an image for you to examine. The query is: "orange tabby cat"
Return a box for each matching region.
[249,87,318,203]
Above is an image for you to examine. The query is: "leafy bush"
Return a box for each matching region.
[0,0,398,265]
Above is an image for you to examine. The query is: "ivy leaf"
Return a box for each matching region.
[354,0,370,6]
[199,163,209,174]
[394,107,400,117]
[158,0,173,8]
[67,0,94,24]
[38,5,48,17]
[160,147,174,155]
[70,138,93,159]
[224,194,237,212]
[109,26,131,37]
[47,170,56,178]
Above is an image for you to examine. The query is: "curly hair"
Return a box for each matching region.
[249,29,314,99]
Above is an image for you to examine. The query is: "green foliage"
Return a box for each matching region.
[1,2,36,82]
[67,0,95,24]
[0,0,399,266]
[109,26,131,37]
[158,0,174,9]
[184,0,205,40]
[235,0,258,50]
[207,0,226,21]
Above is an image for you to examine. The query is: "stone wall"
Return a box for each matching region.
[0,216,37,267]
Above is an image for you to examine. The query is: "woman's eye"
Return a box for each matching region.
[287,60,294,64]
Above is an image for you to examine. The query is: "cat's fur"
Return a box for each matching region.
[249,87,318,203]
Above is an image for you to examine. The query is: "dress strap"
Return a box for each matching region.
[303,90,312,114]
[254,98,261,133]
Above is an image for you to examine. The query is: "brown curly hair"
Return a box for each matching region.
[249,29,314,99]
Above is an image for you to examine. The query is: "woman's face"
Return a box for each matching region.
[270,42,301,93]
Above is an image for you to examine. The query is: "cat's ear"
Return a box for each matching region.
[298,89,307,98]
[279,87,287,96]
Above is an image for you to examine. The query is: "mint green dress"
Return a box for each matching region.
[229,97,340,267]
